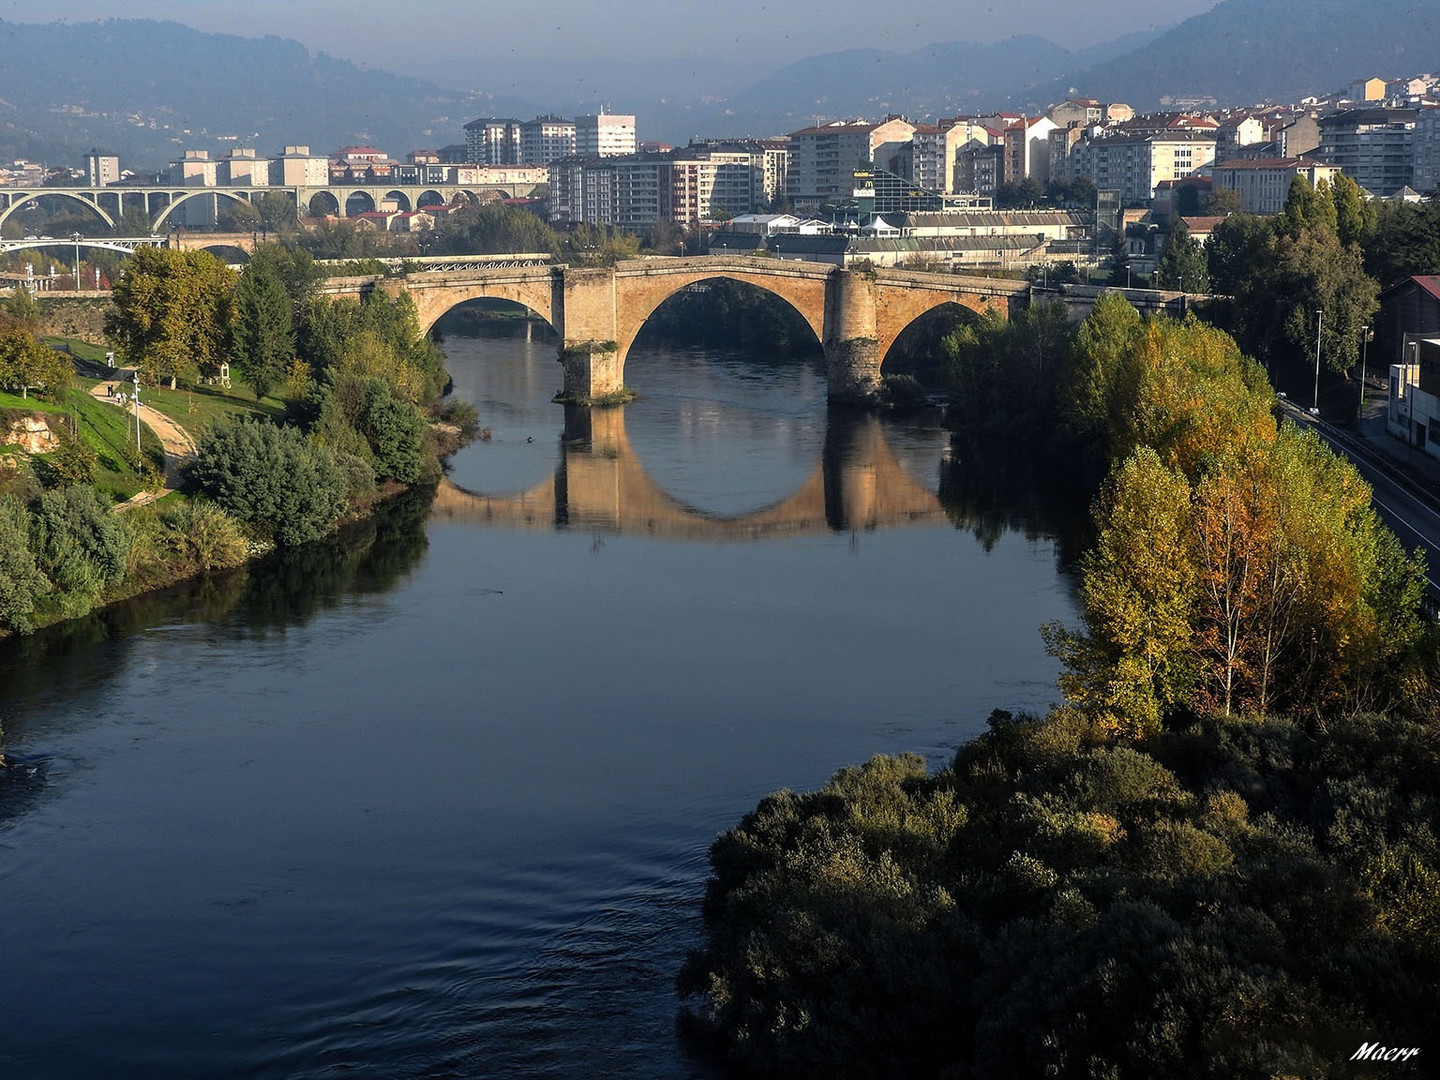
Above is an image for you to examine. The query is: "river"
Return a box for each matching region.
[0,327,1083,1079]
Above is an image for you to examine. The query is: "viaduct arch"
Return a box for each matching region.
[0,190,117,232]
[324,255,1029,404]
[150,190,255,231]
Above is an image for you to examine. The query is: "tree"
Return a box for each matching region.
[1276,174,1335,239]
[29,485,133,619]
[1205,213,1272,297]
[188,418,347,546]
[1067,291,1145,444]
[1363,200,1440,287]
[1331,173,1368,248]
[1268,227,1378,374]
[230,246,295,400]
[105,247,235,388]
[1106,231,1132,286]
[1044,448,1198,737]
[1201,187,1244,216]
[1154,218,1209,294]
[995,177,1046,209]
[119,206,154,236]
[256,191,299,232]
[0,327,71,401]
[216,198,261,233]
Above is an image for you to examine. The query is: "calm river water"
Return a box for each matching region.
[0,327,1082,1079]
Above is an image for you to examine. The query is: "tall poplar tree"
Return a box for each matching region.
[230,246,294,401]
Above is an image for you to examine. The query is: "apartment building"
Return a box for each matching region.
[519,116,577,166]
[1213,116,1266,163]
[464,118,522,165]
[687,138,791,205]
[902,124,964,193]
[84,151,120,187]
[271,146,331,186]
[1318,107,1417,196]
[552,146,771,229]
[1211,157,1341,214]
[1003,116,1058,185]
[954,139,1005,197]
[169,149,218,187]
[785,118,916,206]
[575,112,637,158]
[1410,106,1440,194]
[1065,131,1217,203]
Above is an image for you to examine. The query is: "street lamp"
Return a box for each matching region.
[1311,309,1323,415]
[1359,324,1372,408]
[131,374,142,455]
[72,232,81,291]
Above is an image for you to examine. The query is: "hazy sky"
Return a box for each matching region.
[0,0,1219,91]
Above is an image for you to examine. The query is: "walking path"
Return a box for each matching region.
[89,379,198,510]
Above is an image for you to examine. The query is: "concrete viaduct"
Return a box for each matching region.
[323,254,1033,404]
[430,406,946,540]
[0,180,545,234]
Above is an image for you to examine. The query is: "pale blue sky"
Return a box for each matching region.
[0,0,1218,94]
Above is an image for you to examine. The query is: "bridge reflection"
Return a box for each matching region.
[431,407,947,540]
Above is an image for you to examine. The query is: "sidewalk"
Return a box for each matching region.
[88,380,198,507]
[1351,387,1440,506]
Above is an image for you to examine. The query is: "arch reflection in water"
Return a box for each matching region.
[432,405,946,539]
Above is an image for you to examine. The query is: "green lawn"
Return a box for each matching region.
[43,336,111,365]
[64,387,164,500]
[0,389,68,413]
[138,380,286,436]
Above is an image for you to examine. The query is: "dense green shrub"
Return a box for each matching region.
[188,418,347,546]
[0,493,48,632]
[160,498,249,570]
[681,710,1440,1079]
[29,485,133,618]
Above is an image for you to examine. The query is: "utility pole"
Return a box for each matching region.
[1311,309,1323,415]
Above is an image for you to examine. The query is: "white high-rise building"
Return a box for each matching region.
[576,112,637,158]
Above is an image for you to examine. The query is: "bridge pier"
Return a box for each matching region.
[823,269,883,404]
[556,267,626,402]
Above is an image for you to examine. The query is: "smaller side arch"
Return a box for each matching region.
[874,286,1000,370]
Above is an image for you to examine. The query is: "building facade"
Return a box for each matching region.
[1211,157,1341,214]
[1065,132,1217,203]
[785,118,916,206]
[519,116,577,166]
[575,113,637,158]
[464,118,522,165]
[1318,107,1417,196]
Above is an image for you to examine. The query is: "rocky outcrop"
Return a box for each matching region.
[1,412,60,454]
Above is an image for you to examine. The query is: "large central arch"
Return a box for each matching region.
[150,189,254,230]
[612,265,829,379]
[0,191,117,232]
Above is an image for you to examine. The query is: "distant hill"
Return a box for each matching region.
[648,31,1164,140]
[0,19,537,169]
[1015,0,1440,111]
[0,4,1433,171]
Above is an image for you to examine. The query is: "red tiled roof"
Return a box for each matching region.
[1414,276,1440,302]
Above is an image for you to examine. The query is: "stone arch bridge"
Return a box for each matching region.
[321,255,1031,403]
